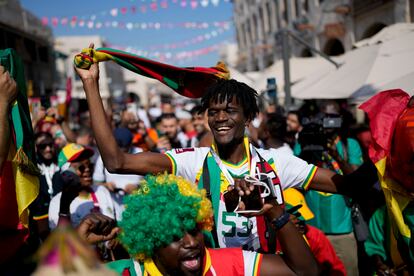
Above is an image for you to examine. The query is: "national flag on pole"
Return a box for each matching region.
[73,47,230,99]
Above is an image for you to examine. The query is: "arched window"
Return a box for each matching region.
[300,48,313,57]
[323,39,345,56]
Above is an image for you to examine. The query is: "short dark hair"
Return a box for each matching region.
[190,105,203,116]
[159,113,177,121]
[287,110,303,125]
[35,131,53,142]
[266,113,287,141]
[201,79,259,121]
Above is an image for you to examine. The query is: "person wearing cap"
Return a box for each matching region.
[284,188,346,275]
[48,143,118,230]
[93,128,143,219]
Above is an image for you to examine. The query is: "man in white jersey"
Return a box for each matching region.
[74,44,377,252]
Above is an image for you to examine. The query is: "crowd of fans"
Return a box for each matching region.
[0,57,410,276]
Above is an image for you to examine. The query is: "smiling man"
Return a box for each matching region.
[75,50,376,252]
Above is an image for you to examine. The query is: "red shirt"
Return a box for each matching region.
[305,225,346,276]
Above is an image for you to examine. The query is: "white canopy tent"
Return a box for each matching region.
[228,66,255,87]
[250,56,337,97]
[291,23,414,103]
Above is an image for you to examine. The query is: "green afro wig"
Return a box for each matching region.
[119,174,213,260]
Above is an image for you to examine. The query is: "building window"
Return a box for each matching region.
[296,0,302,17]
[323,39,345,56]
[303,0,309,13]
[266,2,272,33]
[38,46,49,63]
[24,38,37,61]
[283,0,289,25]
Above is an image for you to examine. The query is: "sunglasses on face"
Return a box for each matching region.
[36,143,54,150]
[74,163,93,173]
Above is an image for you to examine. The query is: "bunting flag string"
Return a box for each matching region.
[148,25,230,50]
[105,38,235,63]
[40,0,232,28]
[41,17,232,30]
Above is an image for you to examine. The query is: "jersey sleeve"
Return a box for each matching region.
[95,185,117,220]
[31,188,50,221]
[164,148,208,182]
[48,193,61,230]
[242,250,262,276]
[270,149,317,190]
[93,155,106,183]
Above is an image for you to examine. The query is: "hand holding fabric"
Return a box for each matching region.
[0,65,17,108]
[74,43,100,84]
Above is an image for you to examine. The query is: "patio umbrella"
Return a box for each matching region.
[291,24,414,102]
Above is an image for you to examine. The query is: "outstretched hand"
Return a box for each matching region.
[74,43,100,83]
[76,213,120,245]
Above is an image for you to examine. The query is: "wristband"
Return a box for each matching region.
[59,213,71,218]
[271,211,290,230]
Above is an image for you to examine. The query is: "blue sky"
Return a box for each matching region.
[20,0,235,67]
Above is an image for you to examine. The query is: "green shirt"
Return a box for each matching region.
[295,138,363,234]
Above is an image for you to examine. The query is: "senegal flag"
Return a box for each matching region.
[0,49,40,262]
[74,47,230,99]
[360,89,414,264]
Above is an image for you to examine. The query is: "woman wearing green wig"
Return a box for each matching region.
[76,174,318,276]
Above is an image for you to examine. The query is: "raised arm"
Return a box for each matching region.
[260,203,319,276]
[0,65,17,171]
[308,161,378,198]
[74,44,171,175]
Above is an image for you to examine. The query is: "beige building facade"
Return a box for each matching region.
[233,0,413,72]
[54,36,126,101]
[0,0,54,96]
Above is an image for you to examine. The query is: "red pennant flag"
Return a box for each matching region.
[41,17,48,26]
[51,17,58,27]
[160,0,168,8]
[150,2,158,11]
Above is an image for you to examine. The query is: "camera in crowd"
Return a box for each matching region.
[298,112,342,161]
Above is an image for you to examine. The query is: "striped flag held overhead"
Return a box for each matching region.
[74,47,230,99]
